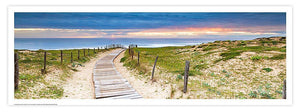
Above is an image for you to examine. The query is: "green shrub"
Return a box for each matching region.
[210,72,215,77]
[202,82,210,87]
[250,55,262,60]
[225,73,230,78]
[270,54,286,60]
[272,41,278,45]
[203,46,216,51]
[120,57,127,62]
[176,75,182,81]
[222,69,227,73]
[262,68,273,72]
[248,91,258,98]
[193,63,208,70]
[220,51,242,60]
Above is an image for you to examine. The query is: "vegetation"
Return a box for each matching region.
[121,36,286,99]
[262,68,273,72]
[14,48,114,99]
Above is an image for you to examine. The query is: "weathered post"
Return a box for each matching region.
[283,79,286,99]
[131,50,134,60]
[129,46,131,55]
[94,48,95,54]
[98,47,99,52]
[60,50,63,65]
[136,45,137,48]
[71,51,73,63]
[78,50,80,60]
[183,61,190,93]
[43,52,46,73]
[88,48,90,56]
[41,52,46,74]
[151,56,159,80]
[84,49,86,57]
[14,53,19,90]
[138,51,140,65]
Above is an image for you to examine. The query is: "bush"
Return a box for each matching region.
[193,63,208,70]
[262,68,273,72]
[120,57,126,62]
[176,75,182,81]
[250,55,262,60]
[220,51,242,60]
[203,46,216,51]
[270,54,286,60]
[248,91,258,98]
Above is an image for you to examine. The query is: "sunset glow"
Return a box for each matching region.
[14,13,286,39]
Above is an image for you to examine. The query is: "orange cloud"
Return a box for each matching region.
[14,26,284,39]
[127,27,282,37]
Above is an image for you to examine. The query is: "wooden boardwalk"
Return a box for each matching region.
[93,49,142,99]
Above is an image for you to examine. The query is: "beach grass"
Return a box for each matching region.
[14,48,113,99]
[121,37,286,99]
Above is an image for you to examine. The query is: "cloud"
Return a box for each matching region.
[14,25,285,39]
[15,12,286,30]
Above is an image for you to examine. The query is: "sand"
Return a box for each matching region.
[62,49,119,99]
[113,51,171,99]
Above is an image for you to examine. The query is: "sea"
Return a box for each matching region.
[14,38,252,50]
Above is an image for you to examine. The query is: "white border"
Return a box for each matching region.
[8,6,293,105]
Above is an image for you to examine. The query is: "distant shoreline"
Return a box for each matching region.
[14,36,285,51]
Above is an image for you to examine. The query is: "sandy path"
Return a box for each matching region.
[62,49,120,99]
[113,51,171,99]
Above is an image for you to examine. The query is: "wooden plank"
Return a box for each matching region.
[94,87,133,93]
[101,93,142,99]
[94,70,117,74]
[94,73,119,76]
[96,83,130,89]
[93,68,115,71]
[93,49,142,99]
[94,75,123,80]
[96,90,136,98]
[94,79,126,85]
[95,66,113,69]
[96,87,134,93]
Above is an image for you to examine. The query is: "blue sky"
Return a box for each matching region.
[14,12,286,39]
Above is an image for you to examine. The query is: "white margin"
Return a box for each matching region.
[7,5,293,106]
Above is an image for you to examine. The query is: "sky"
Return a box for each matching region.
[14,12,286,39]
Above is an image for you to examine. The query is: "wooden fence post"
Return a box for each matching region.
[43,52,46,73]
[41,52,46,74]
[129,46,131,55]
[283,79,286,99]
[71,51,73,63]
[183,61,190,93]
[131,50,134,60]
[94,48,95,54]
[84,49,86,57]
[98,47,99,52]
[60,50,63,64]
[88,48,90,56]
[138,51,140,65]
[151,56,159,80]
[78,50,80,60]
[14,53,19,90]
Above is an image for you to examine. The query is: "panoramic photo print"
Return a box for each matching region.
[14,12,287,99]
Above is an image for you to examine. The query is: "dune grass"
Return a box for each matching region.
[121,37,286,99]
[14,48,113,99]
